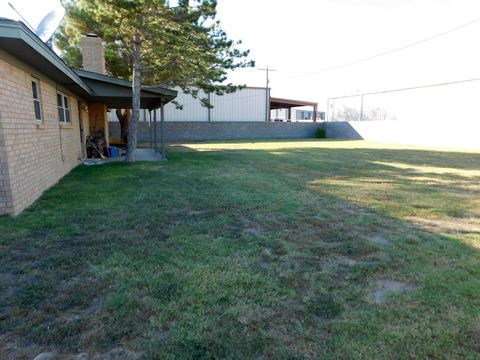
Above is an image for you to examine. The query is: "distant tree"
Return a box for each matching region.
[57,0,254,162]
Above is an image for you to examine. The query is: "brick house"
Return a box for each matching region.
[0,18,176,215]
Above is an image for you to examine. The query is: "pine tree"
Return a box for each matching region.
[57,0,254,162]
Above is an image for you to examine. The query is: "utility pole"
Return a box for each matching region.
[258,67,276,122]
[359,94,364,121]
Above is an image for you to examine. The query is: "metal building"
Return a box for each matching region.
[108,87,267,122]
[107,87,320,123]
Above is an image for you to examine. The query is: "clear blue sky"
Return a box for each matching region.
[2,0,480,109]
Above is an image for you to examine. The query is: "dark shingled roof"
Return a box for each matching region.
[0,18,176,109]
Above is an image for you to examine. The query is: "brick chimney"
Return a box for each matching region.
[79,34,106,74]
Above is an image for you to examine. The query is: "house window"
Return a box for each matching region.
[57,92,71,123]
[31,79,42,121]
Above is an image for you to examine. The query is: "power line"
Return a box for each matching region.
[328,75,480,100]
[327,75,480,121]
[275,16,480,82]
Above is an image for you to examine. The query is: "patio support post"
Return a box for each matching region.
[149,110,153,149]
[153,109,158,153]
[313,105,317,122]
[160,102,166,160]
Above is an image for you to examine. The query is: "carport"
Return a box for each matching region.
[270,97,318,122]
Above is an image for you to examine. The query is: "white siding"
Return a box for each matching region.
[108,87,267,122]
[163,88,208,122]
[210,88,266,122]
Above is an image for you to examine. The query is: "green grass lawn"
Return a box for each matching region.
[1,140,479,359]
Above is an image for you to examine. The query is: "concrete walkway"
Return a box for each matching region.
[83,148,165,166]
[131,148,165,161]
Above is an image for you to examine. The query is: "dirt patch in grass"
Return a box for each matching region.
[17,347,143,360]
[368,235,390,245]
[324,255,358,267]
[370,279,415,304]
[241,218,268,237]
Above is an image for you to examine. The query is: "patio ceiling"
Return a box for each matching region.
[270,97,318,110]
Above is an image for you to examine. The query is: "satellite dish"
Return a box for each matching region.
[35,8,65,47]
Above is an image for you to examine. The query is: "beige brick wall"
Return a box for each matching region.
[0,54,84,215]
[0,120,13,214]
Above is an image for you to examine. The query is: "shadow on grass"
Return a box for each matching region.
[0,142,479,358]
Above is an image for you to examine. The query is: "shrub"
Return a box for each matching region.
[314,127,326,139]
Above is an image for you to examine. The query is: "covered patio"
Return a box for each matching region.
[75,69,177,159]
[270,97,318,122]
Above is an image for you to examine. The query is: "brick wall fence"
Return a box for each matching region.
[109,121,322,142]
[323,120,480,150]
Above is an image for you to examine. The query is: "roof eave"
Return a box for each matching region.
[0,19,92,96]
[74,68,177,99]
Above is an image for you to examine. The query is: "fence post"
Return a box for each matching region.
[359,94,364,121]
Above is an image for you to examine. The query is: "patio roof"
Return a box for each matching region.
[270,97,318,110]
[75,69,177,110]
[0,18,176,109]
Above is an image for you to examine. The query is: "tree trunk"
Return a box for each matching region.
[126,32,142,163]
[116,109,131,145]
